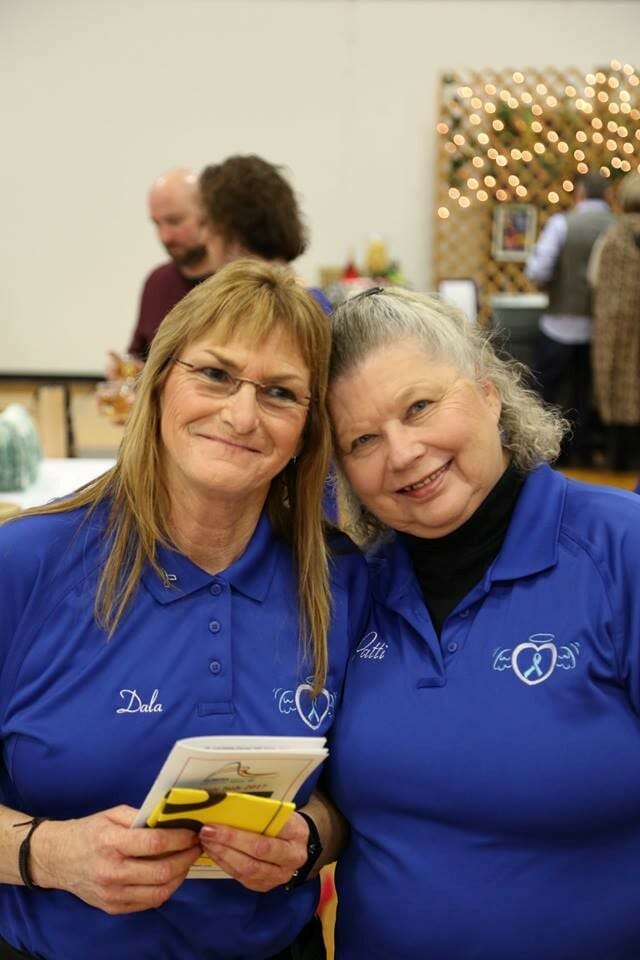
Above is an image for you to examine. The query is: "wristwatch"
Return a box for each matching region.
[285,811,323,890]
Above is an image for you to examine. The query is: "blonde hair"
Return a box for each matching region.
[330,287,569,546]
[15,260,333,691]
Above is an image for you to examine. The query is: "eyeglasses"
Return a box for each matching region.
[173,358,311,415]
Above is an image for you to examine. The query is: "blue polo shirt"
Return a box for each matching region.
[327,464,640,960]
[0,503,368,959]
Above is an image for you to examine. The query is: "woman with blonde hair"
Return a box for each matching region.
[0,259,366,960]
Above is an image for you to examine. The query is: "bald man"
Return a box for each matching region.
[126,167,213,360]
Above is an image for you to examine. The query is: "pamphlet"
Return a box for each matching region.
[133,735,328,878]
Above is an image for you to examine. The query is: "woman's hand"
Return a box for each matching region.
[199,811,310,893]
[31,805,202,914]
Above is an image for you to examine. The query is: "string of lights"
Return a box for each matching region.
[436,61,640,219]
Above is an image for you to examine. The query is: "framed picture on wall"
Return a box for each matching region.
[491,203,537,262]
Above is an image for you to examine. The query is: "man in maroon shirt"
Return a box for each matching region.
[130,167,215,358]
[110,168,214,373]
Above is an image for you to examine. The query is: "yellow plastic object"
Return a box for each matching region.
[147,786,295,837]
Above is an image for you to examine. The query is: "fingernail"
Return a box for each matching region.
[200,825,218,840]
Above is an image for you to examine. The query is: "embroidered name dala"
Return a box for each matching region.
[116,688,164,713]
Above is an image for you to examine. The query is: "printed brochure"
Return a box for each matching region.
[133,735,327,878]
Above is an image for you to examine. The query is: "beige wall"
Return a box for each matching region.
[2,0,639,373]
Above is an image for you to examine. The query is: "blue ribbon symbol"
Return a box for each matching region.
[306,699,321,727]
[523,651,544,679]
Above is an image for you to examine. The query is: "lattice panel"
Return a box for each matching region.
[433,63,640,325]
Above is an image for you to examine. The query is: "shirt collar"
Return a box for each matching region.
[368,535,421,605]
[575,199,610,212]
[487,463,565,581]
[369,463,565,601]
[143,510,281,604]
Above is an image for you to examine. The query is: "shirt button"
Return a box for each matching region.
[209,660,222,675]
[459,609,470,619]
[208,620,221,634]
[447,641,458,654]
[210,583,222,596]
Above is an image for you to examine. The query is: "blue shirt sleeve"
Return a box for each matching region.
[307,286,333,315]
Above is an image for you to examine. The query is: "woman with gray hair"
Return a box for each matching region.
[324,286,640,960]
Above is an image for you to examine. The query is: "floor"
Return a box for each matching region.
[560,465,638,491]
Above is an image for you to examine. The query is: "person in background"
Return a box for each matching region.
[200,155,337,520]
[590,171,640,471]
[109,167,215,375]
[199,155,332,315]
[0,260,367,960]
[525,171,613,465]
[325,286,640,960]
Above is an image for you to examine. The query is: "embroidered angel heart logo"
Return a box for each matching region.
[512,633,558,686]
[295,683,331,730]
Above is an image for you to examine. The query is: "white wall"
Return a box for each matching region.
[1,0,638,372]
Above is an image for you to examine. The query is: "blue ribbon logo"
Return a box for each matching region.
[511,634,558,686]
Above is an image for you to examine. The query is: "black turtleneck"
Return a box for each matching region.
[402,464,525,636]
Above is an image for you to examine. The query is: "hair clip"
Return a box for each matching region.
[352,286,385,300]
[333,286,385,313]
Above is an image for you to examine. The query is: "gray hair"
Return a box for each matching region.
[329,287,569,543]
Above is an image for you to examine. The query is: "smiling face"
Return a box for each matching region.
[160,325,311,512]
[329,338,508,539]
